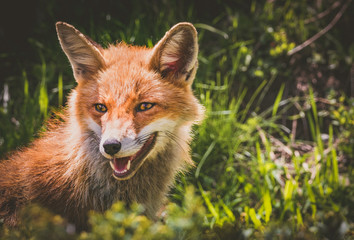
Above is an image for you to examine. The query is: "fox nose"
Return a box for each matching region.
[103,139,121,155]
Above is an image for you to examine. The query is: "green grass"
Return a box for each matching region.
[1,0,353,239]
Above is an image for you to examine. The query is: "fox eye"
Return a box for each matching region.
[94,103,107,113]
[136,102,155,112]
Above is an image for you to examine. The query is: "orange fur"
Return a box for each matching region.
[0,22,204,231]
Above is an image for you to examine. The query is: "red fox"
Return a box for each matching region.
[0,22,204,230]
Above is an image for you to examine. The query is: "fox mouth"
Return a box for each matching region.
[109,132,157,180]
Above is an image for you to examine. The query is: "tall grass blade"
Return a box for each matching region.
[306,112,316,141]
[195,141,216,178]
[329,125,339,184]
[256,70,277,108]
[58,73,63,106]
[272,83,285,117]
[198,182,219,222]
[23,70,29,100]
[308,86,319,127]
[316,126,324,156]
[233,88,247,117]
[39,84,48,117]
[306,182,317,218]
[240,80,267,122]
[39,62,48,117]
[313,147,320,184]
[194,23,229,39]
[256,141,263,165]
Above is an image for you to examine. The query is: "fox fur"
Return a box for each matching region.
[0,22,204,230]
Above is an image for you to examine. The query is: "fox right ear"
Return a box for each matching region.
[149,22,198,87]
[56,22,105,82]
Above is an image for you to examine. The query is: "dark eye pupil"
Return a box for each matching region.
[138,102,154,112]
[95,104,107,113]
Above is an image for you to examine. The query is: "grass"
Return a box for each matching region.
[1,70,352,239]
[1,0,353,239]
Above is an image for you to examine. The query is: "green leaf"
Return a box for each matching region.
[283,180,294,201]
[296,207,303,226]
[263,191,272,223]
[249,208,262,229]
[220,200,236,222]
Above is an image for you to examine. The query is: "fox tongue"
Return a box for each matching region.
[114,157,131,172]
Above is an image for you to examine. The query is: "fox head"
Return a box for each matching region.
[56,22,204,180]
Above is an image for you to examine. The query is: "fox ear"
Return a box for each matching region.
[56,22,105,82]
[149,22,198,86]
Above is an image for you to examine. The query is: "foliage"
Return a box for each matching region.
[0,204,75,240]
[80,187,206,240]
[0,0,353,239]
[0,187,207,240]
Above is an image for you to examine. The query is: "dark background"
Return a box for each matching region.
[0,0,353,155]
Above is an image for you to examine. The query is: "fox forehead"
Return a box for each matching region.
[94,44,180,107]
[97,65,157,105]
[103,43,151,67]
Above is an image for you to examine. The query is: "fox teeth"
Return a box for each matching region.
[126,160,131,170]
[109,160,131,171]
[115,169,127,174]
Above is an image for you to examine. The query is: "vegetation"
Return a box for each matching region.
[0,0,353,239]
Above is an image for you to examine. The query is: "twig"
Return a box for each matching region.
[291,119,297,144]
[288,0,352,56]
[269,135,293,156]
[304,1,341,24]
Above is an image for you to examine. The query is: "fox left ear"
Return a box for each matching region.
[56,22,106,83]
[149,23,198,86]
